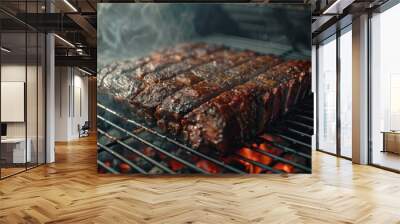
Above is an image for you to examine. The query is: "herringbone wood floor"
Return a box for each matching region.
[1,135,400,224]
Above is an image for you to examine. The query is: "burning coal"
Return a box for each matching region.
[98,132,307,174]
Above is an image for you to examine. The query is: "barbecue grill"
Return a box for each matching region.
[97,4,312,174]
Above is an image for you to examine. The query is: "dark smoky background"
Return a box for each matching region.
[98,3,311,68]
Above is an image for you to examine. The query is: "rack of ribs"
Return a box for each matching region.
[181,60,311,154]
[130,50,257,124]
[154,55,282,135]
[98,43,223,102]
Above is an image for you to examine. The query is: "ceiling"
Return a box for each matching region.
[0,0,97,73]
[311,0,390,43]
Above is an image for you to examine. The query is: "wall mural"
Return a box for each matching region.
[97,3,313,175]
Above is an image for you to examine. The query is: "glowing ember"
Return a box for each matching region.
[196,159,221,174]
[258,143,267,151]
[169,160,185,171]
[273,163,294,173]
[236,147,257,173]
[119,162,131,173]
[237,147,273,174]
[143,147,156,157]
[258,143,283,156]
[238,147,259,161]
[126,153,137,161]
[98,160,112,174]
[259,134,283,143]
[283,153,306,165]
[104,161,112,167]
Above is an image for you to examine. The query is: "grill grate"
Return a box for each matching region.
[97,95,313,174]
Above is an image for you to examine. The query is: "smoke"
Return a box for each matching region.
[98,4,199,68]
[97,3,311,68]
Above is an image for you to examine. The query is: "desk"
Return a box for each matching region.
[381,131,400,154]
[1,138,31,163]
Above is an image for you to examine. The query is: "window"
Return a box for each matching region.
[370,3,400,171]
[339,27,352,158]
[317,35,337,154]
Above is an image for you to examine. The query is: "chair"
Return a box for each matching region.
[79,121,90,138]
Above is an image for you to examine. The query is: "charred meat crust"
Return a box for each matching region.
[182,60,311,154]
[131,50,256,125]
[155,55,281,135]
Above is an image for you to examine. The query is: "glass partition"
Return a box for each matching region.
[27,30,38,169]
[1,31,28,177]
[317,35,337,154]
[0,1,46,179]
[38,32,46,165]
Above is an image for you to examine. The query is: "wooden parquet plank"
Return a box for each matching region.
[0,135,399,223]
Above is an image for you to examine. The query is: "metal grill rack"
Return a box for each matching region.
[97,95,313,175]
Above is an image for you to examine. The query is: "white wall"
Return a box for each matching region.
[54,67,89,141]
[0,65,39,138]
[1,65,26,139]
[55,66,69,141]
[72,73,89,138]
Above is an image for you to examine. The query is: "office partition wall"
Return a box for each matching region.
[0,2,46,179]
[0,31,28,177]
